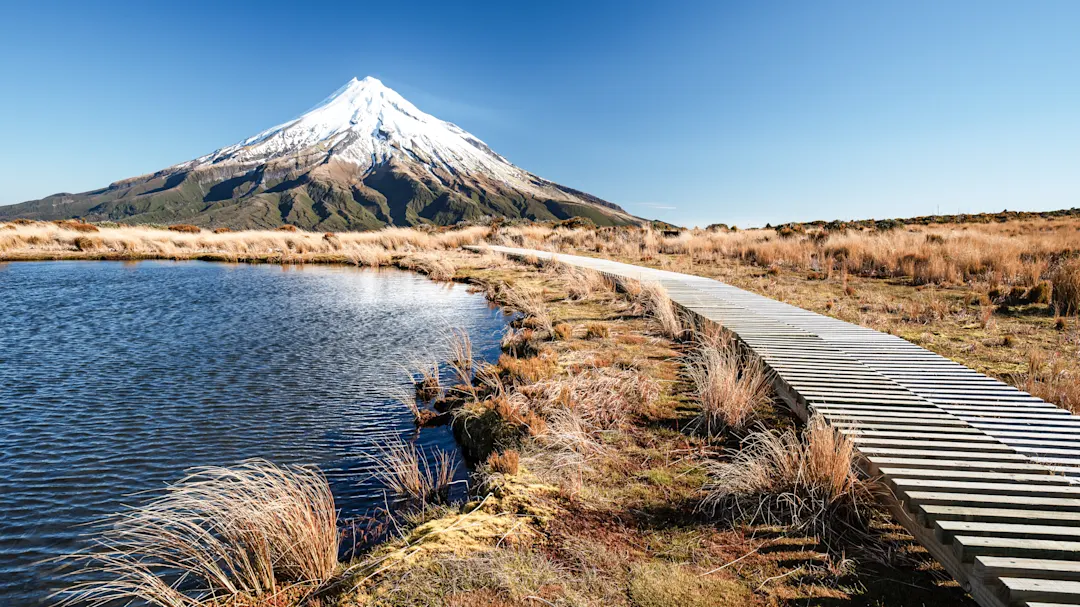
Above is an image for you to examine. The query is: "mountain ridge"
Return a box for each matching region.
[0,77,639,230]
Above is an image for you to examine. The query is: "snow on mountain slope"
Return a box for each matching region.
[175,76,579,203]
[1,77,636,229]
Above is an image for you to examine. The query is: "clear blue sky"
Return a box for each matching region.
[1,0,1077,227]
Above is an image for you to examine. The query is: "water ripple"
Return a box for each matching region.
[0,260,508,605]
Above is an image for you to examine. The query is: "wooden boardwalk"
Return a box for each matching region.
[479,245,1080,607]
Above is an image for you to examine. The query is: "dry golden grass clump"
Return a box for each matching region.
[398,253,456,281]
[488,394,548,438]
[500,326,538,358]
[584,322,610,339]
[523,367,661,430]
[552,322,574,341]
[686,334,772,434]
[1051,258,1080,315]
[167,224,201,233]
[564,266,610,300]
[638,282,683,339]
[538,407,609,467]
[345,244,393,267]
[497,352,559,384]
[409,357,442,401]
[1023,349,1080,414]
[371,439,455,506]
[702,417,873,548]
[57,460,338,607]
[56,219,99,232]
[498,284,554,334]
[443,327,476,396]
[485,449,520,475]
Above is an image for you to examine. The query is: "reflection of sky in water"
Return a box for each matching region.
[0,261,508,605]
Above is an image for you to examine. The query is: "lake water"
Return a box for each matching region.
[0,260,508,606]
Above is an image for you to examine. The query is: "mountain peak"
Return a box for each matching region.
[0,77,636,230]
[184,76,542,191]
[335,75,386,95]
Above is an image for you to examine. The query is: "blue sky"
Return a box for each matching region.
[1,0,1077,227]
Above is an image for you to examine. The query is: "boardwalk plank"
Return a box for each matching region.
[974,556,1080,584]
[999,577,1080,603]
[938,521,1080,543]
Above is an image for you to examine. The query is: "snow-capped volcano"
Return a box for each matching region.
[183,77,558,200]
[1,77,635,230]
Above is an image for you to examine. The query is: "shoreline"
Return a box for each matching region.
[4,222,977,605]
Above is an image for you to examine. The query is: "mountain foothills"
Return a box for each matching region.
[0,77,638,230]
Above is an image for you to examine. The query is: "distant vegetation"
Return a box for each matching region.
[497,217,1080,413]
[766,206,1080,231]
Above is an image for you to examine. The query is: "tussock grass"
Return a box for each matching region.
[370,439,455,506]
[484,450,520,476]
[57,220,99,232]
[57,460,338,607]
[496,367,661,493]
[565,267,610,300]
[524,367,660,429]
[408,357,442,401]
[701,417,874,549]
[534,408,609,492]
[500,326,538,358]
[1051,258,1080,315]
[399,253,456,281]
[686,337,772,434]
[497,352,559,384]
[584,322,610,339]
[499,284,554,334]
[1023,349,1080,414]
[489,394,549,438]
[345,244,393,267]
[445,327,475,392]
[639,282,683,339]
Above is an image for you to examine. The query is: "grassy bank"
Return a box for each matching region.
[0,221,488,264]
[337,253,971,607]
[40,235,975,606]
